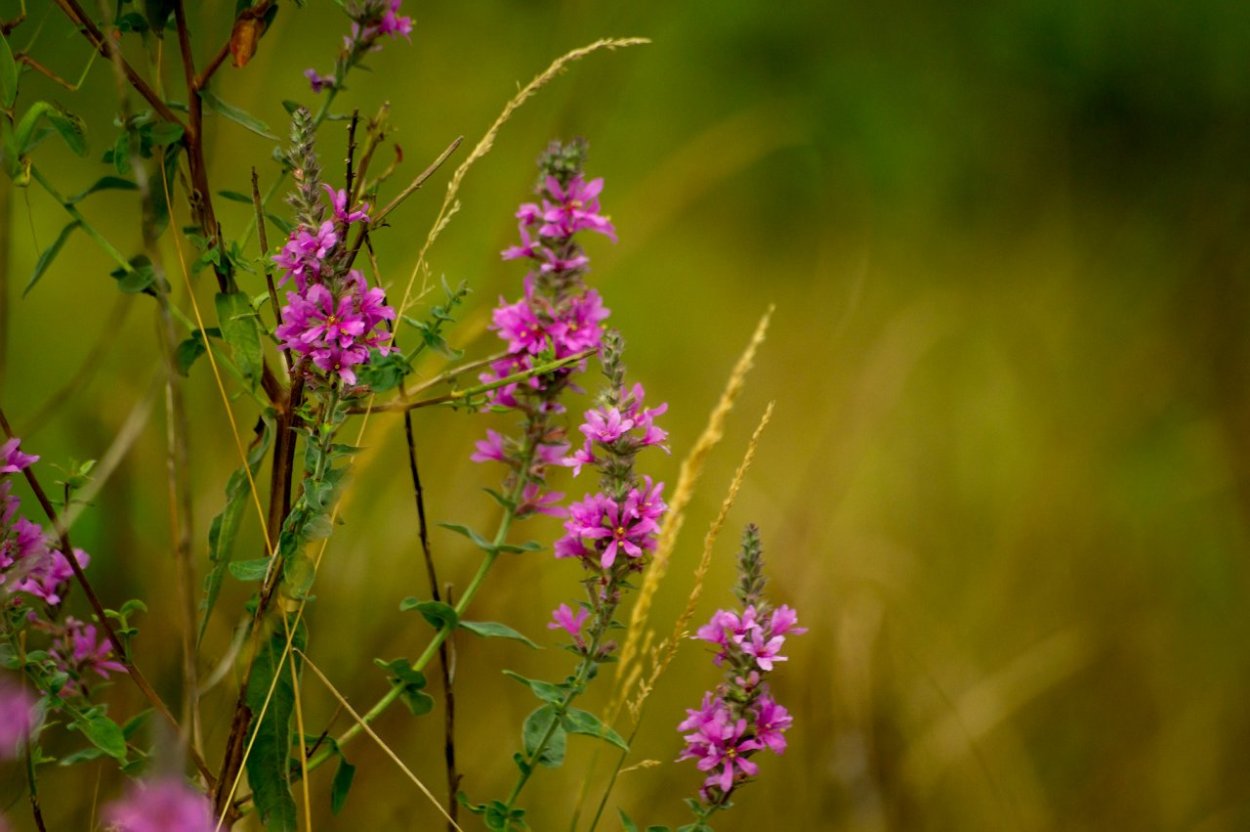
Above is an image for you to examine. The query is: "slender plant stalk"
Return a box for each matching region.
[404,412,460,830]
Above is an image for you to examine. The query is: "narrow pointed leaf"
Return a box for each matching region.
[460,620,540,649]
[503,670,566,705]
[23,221,80,297]
[562,707,628,751]
[215,291,264,387]
[200,90,276,139]
[199,415,272,644]
[245,622,305,832]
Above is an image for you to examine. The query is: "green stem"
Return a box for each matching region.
[501,599,618,822]
[299,417,542,778]
[30,165,134,273]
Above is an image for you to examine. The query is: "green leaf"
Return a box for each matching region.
[245,621,306,832]
[374,658,434,716]
[399,598,459,630]
[199,415,273,645]
[23,221,80,297]
[67,175,138,204]
[200,90,276,139]
[46,106,88,156]
[523,705,566,768]
[438,522,496,553]
[330,756,356,815]
[174,327,221,377]
[148,121,184,146]
[0,32,17,109]
[228,557,270,582]
[217,189,255,204]
[215,291,264,387]
[460,620,540,649]
[74,710,127,762]
[562,707,629,751]
[503,670,566,706]
[618,809,639,832]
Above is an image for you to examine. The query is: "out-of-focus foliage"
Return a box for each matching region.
[2,0,1250,829]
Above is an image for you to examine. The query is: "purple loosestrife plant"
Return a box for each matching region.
[675,525,804,829]
[469,332,669,831]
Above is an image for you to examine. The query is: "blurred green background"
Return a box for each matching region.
[3,0,1250,829]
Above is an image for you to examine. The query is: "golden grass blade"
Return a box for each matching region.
[391,36,650,327]
[607,306,773,720]
[628,401,775,721]
[297,648,465,831]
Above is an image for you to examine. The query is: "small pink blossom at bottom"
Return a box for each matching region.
[547,603,589,637]
[0,680,35,760]
[104,778,214,832]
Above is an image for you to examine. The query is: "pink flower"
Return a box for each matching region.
[276,272,394,387]
[470,430,509,464]
[547,603,589,637]
[538,175,617,242]
[104,778,214,832]
[52,618,125,689]
[769,605,806,637]
[517,483,564,518]
[752,695,792,754]
[0,439,37,475]
[304,68,335,93]
[323,184,370,225]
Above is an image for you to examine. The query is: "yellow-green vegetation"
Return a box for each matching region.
[2,0,1247,829]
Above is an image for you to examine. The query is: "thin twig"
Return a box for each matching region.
[373,135,463,225]
[50,0,186,128]
[403,414,460,829]
[15,54,76,90]
[0,407,215,786]
[350,349,594,414]
[296,649,465,831]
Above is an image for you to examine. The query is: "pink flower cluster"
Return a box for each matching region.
[476,172,616,409]
[677,692,792,795]
[104,777,214,832]
[0,440,87,607]
[696,604,804,671]
[563,384,668,477]
[0,439,125,696]
[555,476,665,569]
[678,530,803,807]
[306,0,413,93]
[274,186,394,387]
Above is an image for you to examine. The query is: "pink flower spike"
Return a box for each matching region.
[548,603,589,637]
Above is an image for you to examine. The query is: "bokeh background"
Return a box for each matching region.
[3,0,1250,829]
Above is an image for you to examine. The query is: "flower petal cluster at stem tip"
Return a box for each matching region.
[678,528,804,807]
[273,167,395,389]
